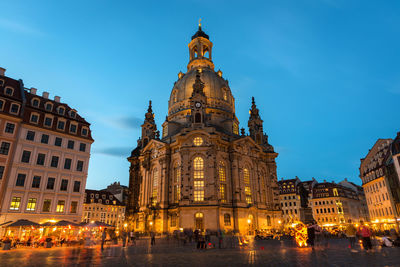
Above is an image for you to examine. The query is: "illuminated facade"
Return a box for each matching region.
[0,68,93,229]
[126,25,281,234]
[360,138,400,228]
[82,189,125,229]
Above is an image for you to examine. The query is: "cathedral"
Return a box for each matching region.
[126,24,281,234]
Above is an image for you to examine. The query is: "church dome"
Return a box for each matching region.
[168,67,235,117]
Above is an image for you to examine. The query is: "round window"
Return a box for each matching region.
[193,137,203,146]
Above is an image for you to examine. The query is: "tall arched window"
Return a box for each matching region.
[266,215,271,226]
[174,163,181,203]
[219,161,226,203]
[244,168,252,204]
[193,157,204,202]
[152,168,158,205]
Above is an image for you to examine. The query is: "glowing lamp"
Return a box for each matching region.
[247,219,251,224]
[149,221,153,226]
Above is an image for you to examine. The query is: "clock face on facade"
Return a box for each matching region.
[195,102,202,108]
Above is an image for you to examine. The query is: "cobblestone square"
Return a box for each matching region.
[1,238,400,267]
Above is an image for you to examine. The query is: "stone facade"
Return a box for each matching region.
[126,25,281,234]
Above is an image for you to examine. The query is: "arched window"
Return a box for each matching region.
[193,157,204,202]
[244,168,252,204]
[219,161,226,203]
[152,168,158,205]
[194,212,204,230]
[174,163,181,203]
[173,91,178,103]
[267,215,271,226]
[224,214,231,226]
[32,98,40,107]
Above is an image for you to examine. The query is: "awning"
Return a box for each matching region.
[6,219,39,227]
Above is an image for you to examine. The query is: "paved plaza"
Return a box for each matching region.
[0,238,400,267]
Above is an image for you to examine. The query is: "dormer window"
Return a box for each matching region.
[58,106,65,115]
[32,98,40,107]
[10,103,20,114]
[69,110,76,118]
[57,119,65,131]
[81,127,88,136]
[30,113,39,124]
[110,195,113,200]
[70,123,77,134]
[5,87,13,96]
[95,194,99,199]
[0,80,4,86]
[45,103,53,111]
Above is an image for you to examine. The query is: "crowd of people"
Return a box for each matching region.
[306,219,400,252]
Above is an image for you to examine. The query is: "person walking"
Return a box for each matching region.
[307,222,316,250]
[101,228,107,251]
[122,230,128,247]
[150,231,156,246]
[357,221,372,251]
[346,219,358,253]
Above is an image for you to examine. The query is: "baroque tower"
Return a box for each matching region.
[127,23,281,234]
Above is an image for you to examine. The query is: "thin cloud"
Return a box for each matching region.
[117,116,143,129]
[0,18,44,36]
[94,147,132,157]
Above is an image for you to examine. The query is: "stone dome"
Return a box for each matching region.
[168,67,235,118]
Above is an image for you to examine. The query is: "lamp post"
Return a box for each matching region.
[247,219,251,235]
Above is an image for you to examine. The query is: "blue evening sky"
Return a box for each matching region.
[1,0,399,189]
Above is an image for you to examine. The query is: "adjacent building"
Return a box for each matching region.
[126,24,281,234]
[102,181,128,205]
[360,138,400,229]
[82,189,125,229]
[311,181,369,225]
[0,68,93,228]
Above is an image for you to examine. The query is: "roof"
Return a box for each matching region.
[191,26,209,40]
[84,189,124,206]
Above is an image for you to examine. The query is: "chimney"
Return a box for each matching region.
[54,96,61,103]
[30,88,37,95]
[0,67,5,76]
[42,92,49,99]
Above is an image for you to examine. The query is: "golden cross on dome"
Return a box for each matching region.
[198,18,202,27]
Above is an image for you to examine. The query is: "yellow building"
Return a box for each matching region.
[360,139,399,229]
[82,189,125,229]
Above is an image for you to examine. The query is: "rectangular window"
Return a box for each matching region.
[219,184,226,203]
[10,197,21,210]
[50,156,59,168]
[5,123,15,133]
[16,173,26,187]
[0,142,10,155]
[41,134,49,144]
[82,128,88,136]
[42,199,51,212]
[79,143,86,152]
[60,179,68,191]
[67,140,74,149]
[64,158,72,169]
[0,166,4,179]
[26,131,35,141]
[54,137,62,147]
[26,198,37,211]
[47,177,55,190]
[73,181,81,192]
[44,117,52,127]
[32,176,41,188]
[56,200,65,212]
[30,114,39,124]
[21,150,31,163]
[76,160,83,172]
[70,201,78,213]
[36,153,45,165]
[10,103,19,114]
[194,180,204,201]
[57,120,65,130]
[70,124,77,133]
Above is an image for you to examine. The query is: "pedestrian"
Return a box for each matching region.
[218,229,224,249]
[122,230,128,247]
[101,228,107,251]
[357,221,372,251]
[307,222,316,250]
[150,231,156,246]
[129,231,136,246]
[345,219,358,253]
